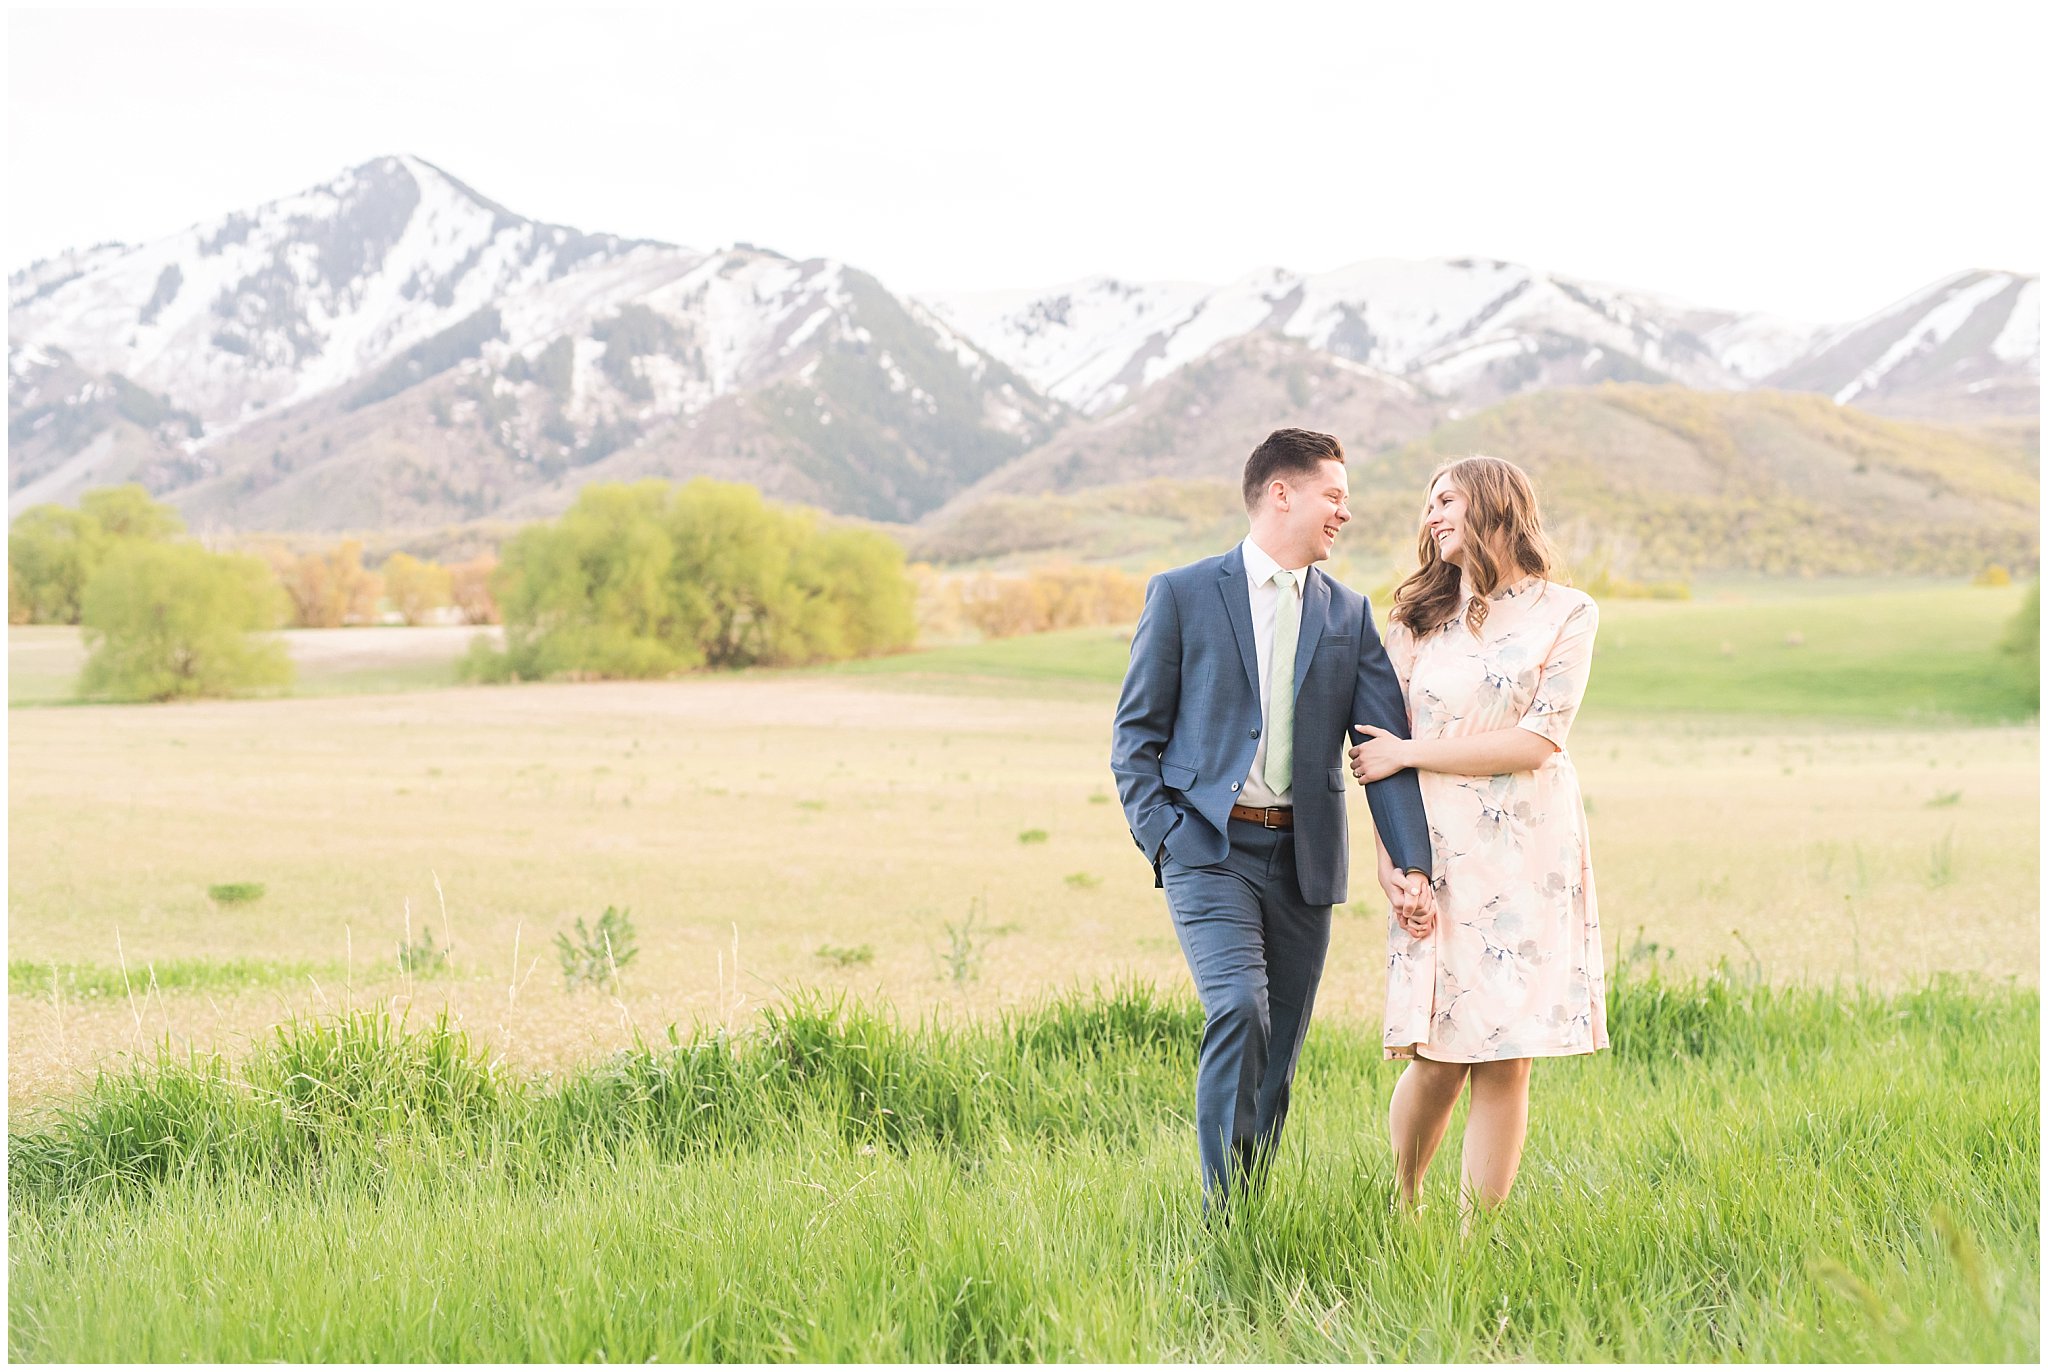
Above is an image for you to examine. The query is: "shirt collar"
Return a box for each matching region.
[1458,570,1544,605]
[1240,536,1306,592]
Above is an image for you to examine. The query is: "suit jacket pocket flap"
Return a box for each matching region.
[1161,762,1198,791]
[1327,766,1348,792]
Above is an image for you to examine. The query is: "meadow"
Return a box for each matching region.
[6,980,2035,1360]
[6,577,2039,1360]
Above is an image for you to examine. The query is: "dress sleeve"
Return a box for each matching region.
[1382,617,1417,701]
[1515,596,1598,750]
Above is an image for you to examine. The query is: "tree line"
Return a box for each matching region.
[8,479,921,701]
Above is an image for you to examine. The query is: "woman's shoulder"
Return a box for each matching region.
[1538,581,1598,617]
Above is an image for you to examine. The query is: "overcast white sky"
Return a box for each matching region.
[6,3,2041,322]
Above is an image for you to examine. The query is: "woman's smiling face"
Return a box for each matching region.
[1424,473,1470,566]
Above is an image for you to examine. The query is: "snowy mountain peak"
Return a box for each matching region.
[920,256,2035,421]
[8,156,2035,535]
[9,159,1060,528]
[6,154,665,431]
[1765,268,2038,418]
[921,255,1766,415]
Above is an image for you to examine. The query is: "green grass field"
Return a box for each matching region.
[7,576,2038,1360]
[828,581,2036,723]
[7,978,2035,1360]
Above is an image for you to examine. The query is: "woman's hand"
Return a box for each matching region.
[1350,725,1410,784]
[1380,864,1436,939]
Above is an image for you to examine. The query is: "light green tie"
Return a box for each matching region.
[1264,570,1298,794]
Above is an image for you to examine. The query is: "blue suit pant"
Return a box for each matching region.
[1161,817,1332,1205]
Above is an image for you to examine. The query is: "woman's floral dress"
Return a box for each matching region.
[1382,576,1608,1063]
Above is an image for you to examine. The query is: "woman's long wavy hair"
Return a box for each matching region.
[1391,455,1562,639]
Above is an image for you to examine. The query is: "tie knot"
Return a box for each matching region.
[1272,569,1295,591]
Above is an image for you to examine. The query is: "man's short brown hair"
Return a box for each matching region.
[1242,428,1345,511]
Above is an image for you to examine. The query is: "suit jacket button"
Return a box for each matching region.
[1230,783,1239,791]
[1251,728,1260,738]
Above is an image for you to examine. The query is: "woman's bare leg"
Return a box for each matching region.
[1388,1057,1470,1209]
[1461,1057,1533,1215]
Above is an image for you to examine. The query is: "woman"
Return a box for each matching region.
[1348,455,1606,1216]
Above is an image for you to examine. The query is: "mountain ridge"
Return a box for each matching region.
[9,155,1055,528]
[920,260,2036,423]
[7,154,2037,538]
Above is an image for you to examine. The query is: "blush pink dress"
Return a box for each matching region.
[1381,575,1609,1063]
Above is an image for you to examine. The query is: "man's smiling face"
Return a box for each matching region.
[1269,458,1351,565]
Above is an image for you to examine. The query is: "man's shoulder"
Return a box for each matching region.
[1314,567,1367,618]
[1152,550,1232,589]
[1317,567,1364,604]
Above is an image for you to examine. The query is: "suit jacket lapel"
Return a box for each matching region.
[1292,566,1331,699]
[1216,548,1260,699]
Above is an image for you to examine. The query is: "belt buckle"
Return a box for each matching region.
[1262,807,1281,830]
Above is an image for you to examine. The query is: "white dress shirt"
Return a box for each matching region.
[1238,535,1307,809]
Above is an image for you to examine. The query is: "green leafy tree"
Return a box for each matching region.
[8,485,185,624]
[469,478,915,682]
[78,484,185,541]
[663,479,804,667]
[7,505,101,624]
[785,524,917,660]
[77,543,293,702]
[489,481,691,680]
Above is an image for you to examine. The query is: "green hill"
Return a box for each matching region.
[916,385,2039,579]
[1359,385,2038,577]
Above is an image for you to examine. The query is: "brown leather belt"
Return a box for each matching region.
[1229,804,1294,829]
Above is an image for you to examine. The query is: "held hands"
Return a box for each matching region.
[1349,724,1409,784]
[1380,866,1437,939]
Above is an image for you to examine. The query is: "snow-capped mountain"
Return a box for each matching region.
[9,156,655,430]
[920,259,1789,416]
[1764,270,2038,420]
[921,259,2036,422]
[7,154,2035,535]
[8,156,1057,527]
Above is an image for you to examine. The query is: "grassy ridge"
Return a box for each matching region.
[915,387,2040,578]
[9,976,2036,1361]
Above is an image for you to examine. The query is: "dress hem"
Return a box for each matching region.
[1384,1041,1607,1064]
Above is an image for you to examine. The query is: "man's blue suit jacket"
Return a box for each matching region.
[1111,545,1432,907]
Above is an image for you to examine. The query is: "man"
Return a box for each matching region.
[1111,427,1434,1208]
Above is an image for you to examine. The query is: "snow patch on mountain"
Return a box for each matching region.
[924,257,1767,414]
[1991,277,2039,365]
[1702,313,1826,381]
[924,277,1210,410]
[8,154,658,435]
[1832,272,2021,404]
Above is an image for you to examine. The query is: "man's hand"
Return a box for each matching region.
[1380,867,1436,938]
[1350,724,1409,784]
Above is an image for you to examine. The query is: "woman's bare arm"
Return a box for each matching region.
[1351,724,1556,781]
